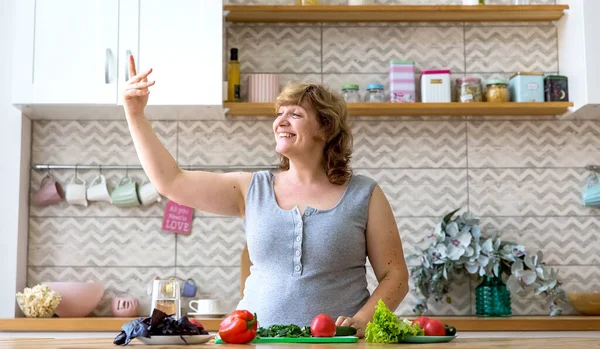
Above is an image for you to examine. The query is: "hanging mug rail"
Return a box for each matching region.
[32,164,279,171]
[585,165,600,172]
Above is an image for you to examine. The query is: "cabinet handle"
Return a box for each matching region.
[125,50,132,81]
[105,48,112,84]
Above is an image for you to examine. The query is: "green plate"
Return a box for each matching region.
[215,336,358,344]
[400,335,457,343]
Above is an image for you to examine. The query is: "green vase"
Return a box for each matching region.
[475,275,512,317]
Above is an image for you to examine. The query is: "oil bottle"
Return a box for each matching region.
[227,48,241,102]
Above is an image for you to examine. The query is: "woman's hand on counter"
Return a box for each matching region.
[335,315,366,338]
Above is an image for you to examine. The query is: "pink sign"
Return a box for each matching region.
[162,200,194,235]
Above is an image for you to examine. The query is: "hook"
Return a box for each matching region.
[46,165,52,178]
[125,165,129,178]
[75,164,78,179]
[98,164,102,175]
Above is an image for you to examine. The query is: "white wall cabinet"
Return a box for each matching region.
[13,0,119,105]
[12,0,223,117]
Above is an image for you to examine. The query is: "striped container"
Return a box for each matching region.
[389,60,416,103]
[248,74,280,103]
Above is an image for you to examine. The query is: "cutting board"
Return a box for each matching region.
[215,336,358,344]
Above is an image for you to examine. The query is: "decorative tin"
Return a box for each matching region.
[421,69,451,103]
[389,60,416,103]
[508,72,544,102]
[544,75,569,101]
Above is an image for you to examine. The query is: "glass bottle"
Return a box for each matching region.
[475,275,512,317]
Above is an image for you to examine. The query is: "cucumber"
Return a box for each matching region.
[445,326,456,336]
[335,326,357,336]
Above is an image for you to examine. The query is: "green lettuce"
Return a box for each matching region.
[365,300,424,343]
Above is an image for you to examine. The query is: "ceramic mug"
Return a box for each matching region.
[111,177,140,207]
[188,299,221,315]
[65,176,88,206]
[582,174,600,207]
[32,175,64,207]
[87,174,111,203]
[181,279,197,298]
[138,180,161,206]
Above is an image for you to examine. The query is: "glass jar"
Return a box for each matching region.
[485,78,510,102]
[456,77,483,103]
[342,84,361,103]
[365,84,386,103]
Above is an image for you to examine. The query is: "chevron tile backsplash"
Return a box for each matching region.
[27,0,599,318]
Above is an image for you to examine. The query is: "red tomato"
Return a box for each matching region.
[422,318,446,336]
[310,314,336,337]
[412,316,428,330]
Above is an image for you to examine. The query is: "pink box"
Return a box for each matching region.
[389,60,416,103]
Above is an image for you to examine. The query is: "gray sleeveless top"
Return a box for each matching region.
[237,170,377,327]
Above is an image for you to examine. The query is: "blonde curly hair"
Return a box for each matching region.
[274,82,353,185]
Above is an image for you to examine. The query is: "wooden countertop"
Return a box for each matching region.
[1,316,600,332]
[2,337,600,349]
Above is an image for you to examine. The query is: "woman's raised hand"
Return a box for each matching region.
[122,54,155,117]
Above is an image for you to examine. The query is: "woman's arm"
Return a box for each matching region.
[336,184,409,337]
[123,55,252,217]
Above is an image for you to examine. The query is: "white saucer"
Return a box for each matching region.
[187,312,226,318]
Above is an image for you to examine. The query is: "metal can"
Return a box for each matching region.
[544,75,569,101]
[509,72,544,102]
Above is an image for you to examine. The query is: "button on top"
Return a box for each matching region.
[305,211,311,216]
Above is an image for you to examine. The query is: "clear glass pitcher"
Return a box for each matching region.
[149,279,181,318]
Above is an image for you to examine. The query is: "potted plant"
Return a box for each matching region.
[408,208,567,317]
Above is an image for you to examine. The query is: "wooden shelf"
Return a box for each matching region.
[223,5,569,23]
[1,316,599,332]
[223,102,573,117]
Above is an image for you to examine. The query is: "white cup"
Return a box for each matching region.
[87,174,111,203]
[188,299,221,315]
[66,176,88,206]
[138,180,161,206]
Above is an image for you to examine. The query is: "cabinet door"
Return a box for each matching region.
[30,0,119,104]
[137,0,223,106]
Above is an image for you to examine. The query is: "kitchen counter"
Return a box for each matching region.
[2,337,600,349]
[1,316,600,332]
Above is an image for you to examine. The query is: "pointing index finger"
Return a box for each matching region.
[128,54,137,80]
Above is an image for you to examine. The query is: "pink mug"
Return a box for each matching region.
[111,297,139,317]
[32,175,64,207]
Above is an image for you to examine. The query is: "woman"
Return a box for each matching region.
[123,56,409,337]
